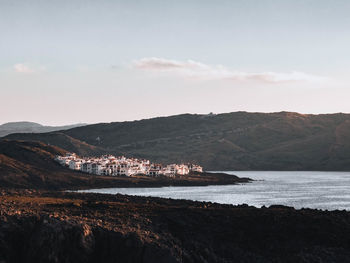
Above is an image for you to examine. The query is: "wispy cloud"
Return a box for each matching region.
[13,63,34,73]
[133,57,325,83]
[13,63,45,74]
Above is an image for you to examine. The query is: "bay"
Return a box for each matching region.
[79,171,350,210]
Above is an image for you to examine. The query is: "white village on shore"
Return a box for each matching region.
[55,153,203,177]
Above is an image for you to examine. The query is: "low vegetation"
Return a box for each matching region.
[0,140,250,190]
[4,111,350,170]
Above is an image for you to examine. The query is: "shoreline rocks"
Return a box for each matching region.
[1,190,350,262]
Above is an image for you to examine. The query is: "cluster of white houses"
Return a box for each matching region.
[55,153,203,177]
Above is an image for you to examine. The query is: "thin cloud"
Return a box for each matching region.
[132,57,325,83]
[134,57,209,71]
[13,63,34,73]
[13,63,45,74]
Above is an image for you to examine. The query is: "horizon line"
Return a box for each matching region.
[2,110,350,126]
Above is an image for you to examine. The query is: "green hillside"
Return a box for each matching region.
[4,111,350,170]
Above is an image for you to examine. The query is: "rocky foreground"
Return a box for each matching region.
[1,190,350,263]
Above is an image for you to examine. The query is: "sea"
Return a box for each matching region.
[78,171,350,211]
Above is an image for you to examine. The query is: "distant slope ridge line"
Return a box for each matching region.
[3,132,105,157]
[0,121,87,137]
[3,111,350,171]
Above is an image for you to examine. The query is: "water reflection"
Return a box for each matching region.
[79,171,350,210]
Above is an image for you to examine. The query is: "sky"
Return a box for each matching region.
[1,0,350,125]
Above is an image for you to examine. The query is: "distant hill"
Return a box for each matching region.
[0,140,129,190]
[3,132,105,156]
[0,140,248,189]
[4,111,350,170]
[0,140,119,189]
[0,140,72,189]
[0,121,87,137]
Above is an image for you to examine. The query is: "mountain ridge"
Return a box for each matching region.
[3,111,350,170]
[0,121,87,137]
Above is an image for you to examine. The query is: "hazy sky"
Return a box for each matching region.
[1,0,350,125]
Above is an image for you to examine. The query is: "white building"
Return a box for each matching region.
[176,164,189,175]
[189,164,203,173]
[81,162,93,174]
[56,153,202,177]
[163,164,176,177]
[92,163,104,175]
[69,160,82,170]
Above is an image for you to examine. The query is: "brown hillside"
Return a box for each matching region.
[0,140,248,190]
[4,132,104,156]
[0,140,84,189]
[4,112,350,170]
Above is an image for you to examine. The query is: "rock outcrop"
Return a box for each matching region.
[1,190,350,262]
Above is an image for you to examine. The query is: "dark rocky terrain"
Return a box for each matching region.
[1,189,350,263]
[4,111,350,170]
[2,116,350,262]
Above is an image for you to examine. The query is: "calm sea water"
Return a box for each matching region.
[79,171,350,210]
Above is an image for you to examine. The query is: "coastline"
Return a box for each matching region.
[0,139,252,190]
[64,171,253,190]
[3,139,350,261]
